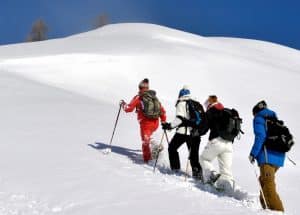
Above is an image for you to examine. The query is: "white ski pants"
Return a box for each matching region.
[199,137,233,183]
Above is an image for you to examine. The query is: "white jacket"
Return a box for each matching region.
[170,95,192,135]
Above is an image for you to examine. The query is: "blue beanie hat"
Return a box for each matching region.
[178,86,190,98]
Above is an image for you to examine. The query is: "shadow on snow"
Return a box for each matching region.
[88,141,171,172]
[88,142,145,164]
[88,142,251,202]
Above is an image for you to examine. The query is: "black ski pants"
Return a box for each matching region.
[168,133,201,171]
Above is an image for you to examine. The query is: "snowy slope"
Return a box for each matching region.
[0,23,299,214]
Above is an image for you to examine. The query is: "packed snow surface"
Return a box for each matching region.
[0,23,299,214]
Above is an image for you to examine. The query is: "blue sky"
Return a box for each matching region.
[1,0,300,49]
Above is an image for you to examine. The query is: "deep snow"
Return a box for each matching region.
[0,23,299,214]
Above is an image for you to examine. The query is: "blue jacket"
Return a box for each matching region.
[250,108,285,167]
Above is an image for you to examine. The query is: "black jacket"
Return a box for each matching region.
[206,103,224,140]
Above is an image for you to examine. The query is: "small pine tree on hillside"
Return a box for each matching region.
[26,19,48,42]
[93,14,109,29]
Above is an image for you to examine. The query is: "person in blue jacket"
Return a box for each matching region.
[249,100,285,212]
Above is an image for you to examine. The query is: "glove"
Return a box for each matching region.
[248,154,255,164]
[161,122,172,130]
[119,100,126,107]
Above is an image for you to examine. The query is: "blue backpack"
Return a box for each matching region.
[178,99,209,136]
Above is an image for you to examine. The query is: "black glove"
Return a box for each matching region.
[248,154,255,164]
[161,122,172,130]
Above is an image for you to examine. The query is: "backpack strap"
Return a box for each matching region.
[174,100,189,134]
[184,101,189,135]
[177,100,201,129]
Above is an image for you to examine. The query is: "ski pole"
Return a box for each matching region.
[184,156,190,182]
[184,148,191,182]
[288,156,297,166]
[251,164,269,210]
[153,132,165,173]
[164,130,170,144]
[106,103,122,153]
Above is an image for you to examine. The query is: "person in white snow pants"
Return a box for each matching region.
[199,95,234,190]
[200,137,233,183]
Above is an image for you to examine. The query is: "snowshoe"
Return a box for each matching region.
[207,171,221,184]
[171,169,184,177]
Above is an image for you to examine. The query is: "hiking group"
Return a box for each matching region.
[119,78,294,212]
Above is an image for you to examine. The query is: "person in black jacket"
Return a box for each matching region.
[199,95,234,191]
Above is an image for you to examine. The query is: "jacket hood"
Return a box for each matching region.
[177,95,191,101]
[175,95,192,106]
[138,88,150,95]
[255,108,276,118]
[208,102,224,110]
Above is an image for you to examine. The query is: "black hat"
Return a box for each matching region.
[252,100,267,115]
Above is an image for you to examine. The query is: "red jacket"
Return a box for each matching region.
[124,93,166,123]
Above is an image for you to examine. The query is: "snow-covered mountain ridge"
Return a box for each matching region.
[0,23,299,214]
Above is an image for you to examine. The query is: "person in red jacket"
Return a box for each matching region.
[120,78,167,163]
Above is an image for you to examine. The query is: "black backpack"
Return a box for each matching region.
[178,99,209,136]
[264,117,294,153]
[140,90,161,119]
[218,108,243,142]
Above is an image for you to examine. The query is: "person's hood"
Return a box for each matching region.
[178,95,191,101]
[208,102,224,110]
[138,88,149,95]
[255,108,276,118]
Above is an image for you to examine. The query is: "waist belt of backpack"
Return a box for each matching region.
[176,115,189,135]
[176,116,188,127]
